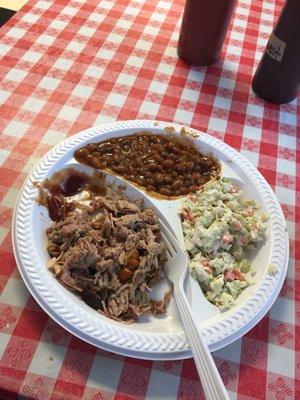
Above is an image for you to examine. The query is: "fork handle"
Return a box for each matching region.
[175,290,230,400]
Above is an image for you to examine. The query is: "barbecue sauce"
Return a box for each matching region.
[252,0,300,103]
[177,0,237,66]
[42,169,88,197]
[38,168,106,221]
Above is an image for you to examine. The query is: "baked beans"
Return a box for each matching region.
[74,133,220,197]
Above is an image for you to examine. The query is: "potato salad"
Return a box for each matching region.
[181,178,268,309]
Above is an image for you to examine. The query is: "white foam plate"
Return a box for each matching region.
[12,120,289,360]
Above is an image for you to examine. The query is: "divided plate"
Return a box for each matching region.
[12,120,289,360]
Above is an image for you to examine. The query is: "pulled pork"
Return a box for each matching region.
[46,195,171,323]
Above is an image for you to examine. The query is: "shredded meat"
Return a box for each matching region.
[46,193,170,322]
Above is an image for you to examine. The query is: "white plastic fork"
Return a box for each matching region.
[159,219,230,400]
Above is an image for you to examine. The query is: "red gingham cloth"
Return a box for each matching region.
[0,0,299,399]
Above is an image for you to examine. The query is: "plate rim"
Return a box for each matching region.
[12,119,289,359]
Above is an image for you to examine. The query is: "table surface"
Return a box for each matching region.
[0,0,299,399]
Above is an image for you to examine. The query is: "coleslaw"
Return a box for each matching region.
[181,178,268,309]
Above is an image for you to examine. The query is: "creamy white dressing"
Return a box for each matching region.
[181,178,268,309]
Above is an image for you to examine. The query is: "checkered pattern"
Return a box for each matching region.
[0,0,298,398]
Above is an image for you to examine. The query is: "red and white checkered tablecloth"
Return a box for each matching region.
[0,0,299,399]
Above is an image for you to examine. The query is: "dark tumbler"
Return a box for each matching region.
[177,0,237,66]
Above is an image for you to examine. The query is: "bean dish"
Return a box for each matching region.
[74,132,220,197]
